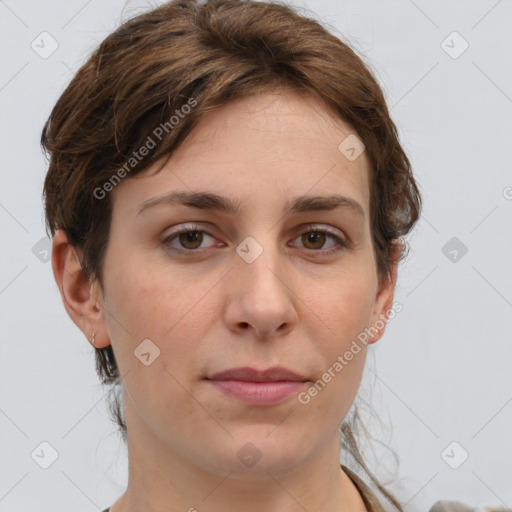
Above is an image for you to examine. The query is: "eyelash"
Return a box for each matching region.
[162,223,347,257]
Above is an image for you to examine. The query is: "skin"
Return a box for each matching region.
[52,89,399,511]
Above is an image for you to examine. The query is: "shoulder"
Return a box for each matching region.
[429,502,475,511]
[340,464,388,511]
[429,501,511,512]
[341,466,511,512]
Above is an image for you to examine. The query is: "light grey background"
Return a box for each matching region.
[1,0,511,510]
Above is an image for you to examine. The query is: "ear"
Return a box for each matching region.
[51,230,110,348]
[367,241,401,345]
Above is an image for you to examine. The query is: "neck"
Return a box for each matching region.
[109,401,367,512]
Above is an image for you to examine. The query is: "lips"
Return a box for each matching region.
[205,366,309,406]
[206,366,308,383]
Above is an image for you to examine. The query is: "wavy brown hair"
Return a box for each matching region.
[42,0,422,508]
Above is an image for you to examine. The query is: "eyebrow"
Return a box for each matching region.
[137,190,365,220]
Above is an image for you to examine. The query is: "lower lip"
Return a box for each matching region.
[206,379,307,406]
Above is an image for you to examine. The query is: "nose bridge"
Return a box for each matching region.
[229,229,296,335]
[236,230,283,291]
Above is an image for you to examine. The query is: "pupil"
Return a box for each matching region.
[181,231,201,248]
[305,232,323,248]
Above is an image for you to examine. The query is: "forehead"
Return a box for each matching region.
[112,90,371,217]
[159,90,365,168]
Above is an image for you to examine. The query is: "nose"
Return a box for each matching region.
[224,236,298,339]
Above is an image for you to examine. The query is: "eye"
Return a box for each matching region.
[162,223,347,256]
[290,226,347,256]
[162,224,218,254]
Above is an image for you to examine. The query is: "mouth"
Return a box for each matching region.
[204,366,309,406]
[206,365,309,382]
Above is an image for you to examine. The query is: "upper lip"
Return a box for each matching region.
[206,366,308,382]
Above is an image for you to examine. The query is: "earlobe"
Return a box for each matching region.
[367,243,400,345]
[51,230,109,348]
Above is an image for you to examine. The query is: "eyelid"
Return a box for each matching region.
[161,222,348,254]
[289,223,348,255]
[294,223,344,239]
[161,222,216,244]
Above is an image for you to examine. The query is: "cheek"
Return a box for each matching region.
[302,265,375,408]
[101,250,216,372]
[310,264,376,344]
[101,255,210,420]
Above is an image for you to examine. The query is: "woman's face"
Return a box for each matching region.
[95,90,396,476]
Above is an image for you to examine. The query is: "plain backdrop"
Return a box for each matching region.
[1,0,511,510]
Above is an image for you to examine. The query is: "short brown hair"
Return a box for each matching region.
[42,0,422,508]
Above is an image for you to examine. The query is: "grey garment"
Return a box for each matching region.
[102,502,509,511]
[430,502,475,512]
[101,498,510,511]
[343,464,509,512]
[429,502,510,512]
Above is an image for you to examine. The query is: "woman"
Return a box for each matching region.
[41,0,423,510]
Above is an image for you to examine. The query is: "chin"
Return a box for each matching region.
[218,435,308,477]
